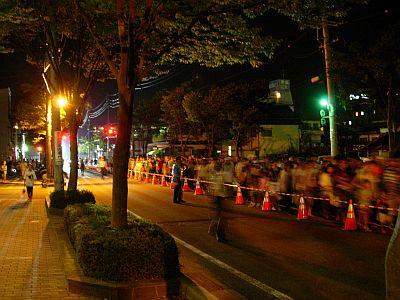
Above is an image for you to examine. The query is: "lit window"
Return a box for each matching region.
[361,111,365,116]
[355,112,359,117]
[349,121,352,125]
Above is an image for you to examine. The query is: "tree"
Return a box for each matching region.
[183,85,231,156]
[133,93,162,156]
[333,23,400,157]
[12,83,47,132]
[75,0,280,228]
[160,82,198,156]
[0,0,108,191]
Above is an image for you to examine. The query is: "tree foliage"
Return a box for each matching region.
[12,83,47,131]
[0,0,109,190]
[75,0,281,227]
[132,93,162,155]
[332,20,400,156]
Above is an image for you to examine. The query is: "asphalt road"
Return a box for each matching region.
[77,173,391,300]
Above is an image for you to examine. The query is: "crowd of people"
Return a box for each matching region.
[128,155,400,234]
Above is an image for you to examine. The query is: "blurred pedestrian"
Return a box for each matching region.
[208,160,227,242]
[278,163,293,212]
[24,164,37,201]
[80,158,85,176]
[1,161,7,183]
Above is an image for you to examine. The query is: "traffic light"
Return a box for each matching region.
[104,125,117,137]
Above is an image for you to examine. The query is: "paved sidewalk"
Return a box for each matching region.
[0,182,100,300]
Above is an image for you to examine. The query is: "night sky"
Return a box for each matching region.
[0,0,397,125]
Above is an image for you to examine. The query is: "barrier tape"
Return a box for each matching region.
[129,170,399,213]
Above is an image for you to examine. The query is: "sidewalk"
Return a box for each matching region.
[0,182,100,300]
[0,181,240,300]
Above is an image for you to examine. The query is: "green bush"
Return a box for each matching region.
[64,203,180,281]
[50,189,96,209]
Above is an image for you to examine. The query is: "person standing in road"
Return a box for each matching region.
[172,156,184,204]
[24,164,37,201]
[80,158,85,176]
[1,161,7,183]
[98,156,107,179]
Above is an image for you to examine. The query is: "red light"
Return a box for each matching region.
[108,128,114,134]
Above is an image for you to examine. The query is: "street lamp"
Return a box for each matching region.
[37,146,43,163]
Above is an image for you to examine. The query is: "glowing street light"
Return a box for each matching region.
[320,98,328,107]
[57,95,67,108]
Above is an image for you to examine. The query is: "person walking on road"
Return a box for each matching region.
[208,161,227,242]
[98,156,107,179]
[24,164,37,201]
[1,161,7,183]
[172,156,184,204]
[80,158,85,176]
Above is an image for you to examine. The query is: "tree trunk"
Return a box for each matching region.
[68,122,79,191]
[111,87,132,228]
[386,216,400,299]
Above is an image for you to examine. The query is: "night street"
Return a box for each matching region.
[77,173,390,300]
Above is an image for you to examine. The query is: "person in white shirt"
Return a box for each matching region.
[24,164,37,201]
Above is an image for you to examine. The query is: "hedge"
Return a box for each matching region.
[50,189,96,209]
[64,203,180,281]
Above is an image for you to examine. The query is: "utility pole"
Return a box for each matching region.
[322,15,339,157]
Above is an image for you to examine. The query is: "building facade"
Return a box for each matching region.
[0,88,12,161]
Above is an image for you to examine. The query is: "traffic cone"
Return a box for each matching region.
[170,180,175,189]
[297,195,309,220]
[146,173,151,183]
[262,191,272,211]
[344,200,357,231]
[235,186,245,205]
[194,179,204,195]
[152,174,159,185]
[161,176,167,187]
[183,178,191,192]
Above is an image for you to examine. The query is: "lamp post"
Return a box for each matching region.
[37,146,43,164]
[14,124,18,161]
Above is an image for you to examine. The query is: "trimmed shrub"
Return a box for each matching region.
[64,203,180,281]
[50,189,95,209]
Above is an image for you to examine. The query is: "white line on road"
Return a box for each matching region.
[128,210,293,300]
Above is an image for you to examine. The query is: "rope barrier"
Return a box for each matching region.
[129,170,399,212]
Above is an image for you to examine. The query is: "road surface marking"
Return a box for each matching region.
[128,210,293,300]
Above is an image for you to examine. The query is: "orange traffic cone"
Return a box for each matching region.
[297,195,309,220]
[170,180,175,189]
[146,173,151,183]
[152,174,159,185]
[235,186,245,205]
[194,180,204,195]
[183,178,191,192]
[344,200,357,231]
[262,191,272,211]
[161,176,167,187]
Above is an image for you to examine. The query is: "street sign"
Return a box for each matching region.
[319,109,326,117]
[320,118,327,126]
